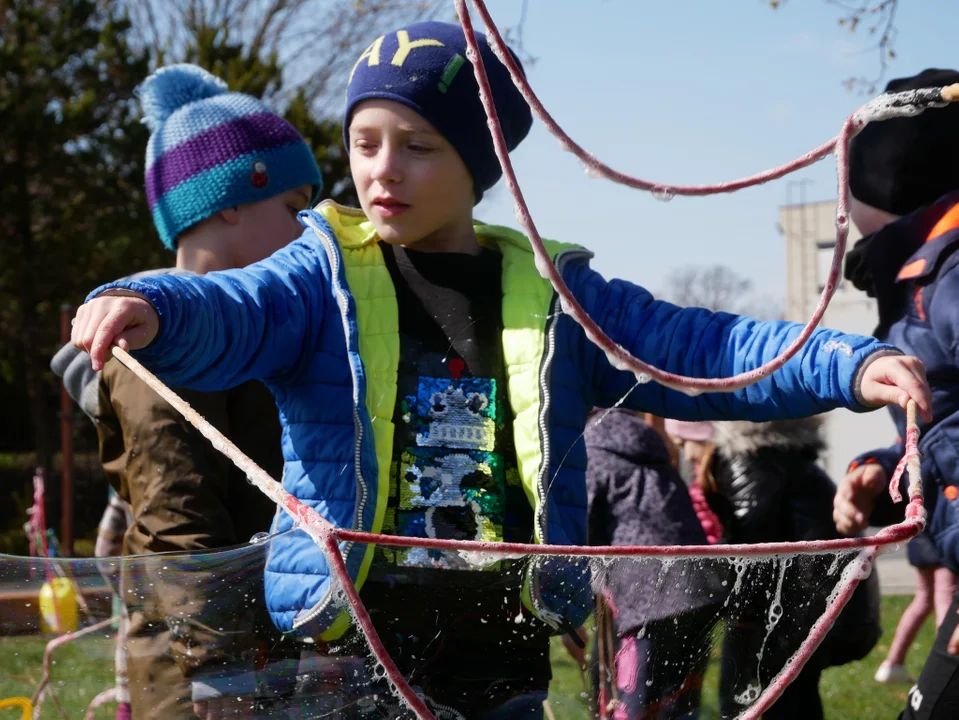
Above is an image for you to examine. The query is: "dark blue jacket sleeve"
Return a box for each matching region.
[564,261,898,421]
[86,226,330,391]
[928,265,959,365]
[850,443,903,480]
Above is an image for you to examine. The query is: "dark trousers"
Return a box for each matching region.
[901,589,959,720]
[719,620,825,720]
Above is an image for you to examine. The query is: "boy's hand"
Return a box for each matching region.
[859,355,932,422]
[833,464,888,535]
[71,293,159,371]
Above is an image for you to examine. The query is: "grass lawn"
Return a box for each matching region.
[0,595,935,718]
[546,594,934,719]
[0,631,115,719]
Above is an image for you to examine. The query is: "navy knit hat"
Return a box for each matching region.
[344,22,532,202]
[849,68,959,216]
[138,64,323,250]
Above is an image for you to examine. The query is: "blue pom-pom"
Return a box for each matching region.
[137,64,229,131]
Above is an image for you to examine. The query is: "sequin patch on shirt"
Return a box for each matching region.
[388,376,505,570]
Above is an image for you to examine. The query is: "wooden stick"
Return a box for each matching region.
[905,400,923,501]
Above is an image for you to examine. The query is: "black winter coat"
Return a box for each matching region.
[706,418,881,668]
[707,418,839,545]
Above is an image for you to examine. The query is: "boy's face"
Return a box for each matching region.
[232,185,313,266]
[349,100,477,253]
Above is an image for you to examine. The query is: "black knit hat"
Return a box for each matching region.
[849,68,959,216]
[344,22,532,203]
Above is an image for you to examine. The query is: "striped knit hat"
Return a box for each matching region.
[138,64,322,250]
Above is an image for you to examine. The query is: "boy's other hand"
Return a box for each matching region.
[71,293,159,371]
[833,463,887,536]
[859,355,932,422]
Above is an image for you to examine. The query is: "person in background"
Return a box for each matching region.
[96,490,133,720]
[53,62,321,719]
[704,418,881,720]
[52,351,134,720]
[834,67,959,720]
[874,536,957,685]
[584,409,722,719]
[665,420,723,544]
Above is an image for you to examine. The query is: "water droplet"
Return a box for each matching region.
[652,187,675,202]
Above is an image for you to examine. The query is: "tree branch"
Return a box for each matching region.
[767,0,900,94]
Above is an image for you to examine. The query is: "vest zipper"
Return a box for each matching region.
[292,214,370,631]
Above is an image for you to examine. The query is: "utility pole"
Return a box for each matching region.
[59,305,74,557]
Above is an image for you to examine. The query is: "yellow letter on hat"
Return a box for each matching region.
[349,35,385,84]
[391,31,444,67]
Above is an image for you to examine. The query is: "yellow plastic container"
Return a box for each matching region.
[38,577,78,634]
[0,696,33,720]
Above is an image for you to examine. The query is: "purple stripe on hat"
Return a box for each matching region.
[146,112,305,208]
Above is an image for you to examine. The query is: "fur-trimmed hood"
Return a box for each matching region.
[713,416,826,457]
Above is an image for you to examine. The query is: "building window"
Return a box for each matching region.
[816,240,843,293]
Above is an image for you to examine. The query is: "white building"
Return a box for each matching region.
[781,199,896,480]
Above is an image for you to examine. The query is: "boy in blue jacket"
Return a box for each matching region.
[833,68,959,720]
[73,22,931,717]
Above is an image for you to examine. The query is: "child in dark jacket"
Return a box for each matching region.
[72,23,931,717]
[55,63,321,719]
[585,410,721,719]
[706,419,881,720]
[834,67,959,720]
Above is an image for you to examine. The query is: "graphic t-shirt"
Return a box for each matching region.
[361,242,550,711]
[369,241,533,583]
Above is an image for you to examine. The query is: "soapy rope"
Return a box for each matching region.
[456,0,959,397]
[106,344,925,720]
[43,4,951,715]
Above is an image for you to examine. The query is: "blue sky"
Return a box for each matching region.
[472,0,958,301]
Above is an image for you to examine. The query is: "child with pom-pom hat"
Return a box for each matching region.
[55,63,321,719]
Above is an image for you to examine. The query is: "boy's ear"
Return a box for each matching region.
[218,207,240,225]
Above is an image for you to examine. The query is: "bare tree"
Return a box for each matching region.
[123,0,447,112]
[767,0,900,93]
[660,265,782,319]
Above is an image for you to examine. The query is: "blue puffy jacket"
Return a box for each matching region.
[92,202,893,638]
[849,192,959,573]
